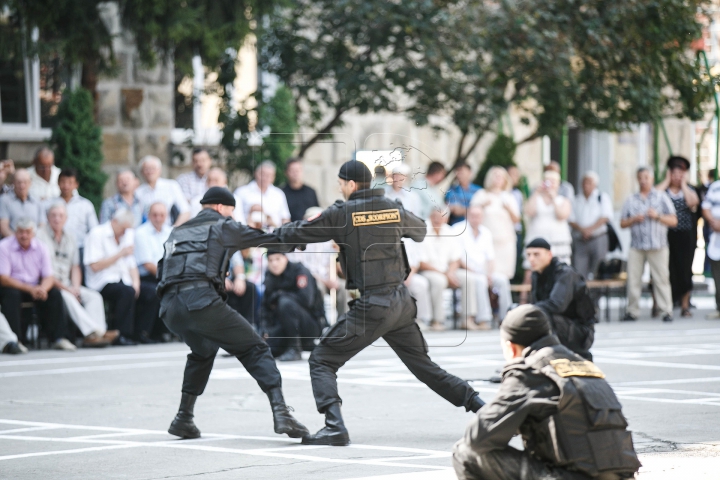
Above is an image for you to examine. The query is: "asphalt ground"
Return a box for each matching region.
[2,313,720,479]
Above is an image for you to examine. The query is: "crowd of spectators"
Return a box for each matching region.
[0,145,716,356]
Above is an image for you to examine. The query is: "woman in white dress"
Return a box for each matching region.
[524,170,573,264]
[470,167,520,279]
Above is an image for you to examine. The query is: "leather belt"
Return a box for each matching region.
[174,280,214,293]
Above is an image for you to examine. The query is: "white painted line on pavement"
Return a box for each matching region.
[0,349,190,367]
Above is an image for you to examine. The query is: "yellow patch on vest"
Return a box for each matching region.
[549,359,605,378]
[352,209,401,226]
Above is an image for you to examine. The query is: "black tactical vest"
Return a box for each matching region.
[156,217,232,295]
[512,345,641,477]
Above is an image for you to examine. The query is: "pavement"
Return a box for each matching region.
[2,311,720,479]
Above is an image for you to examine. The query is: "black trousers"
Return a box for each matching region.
[100,281,159,338]
[667,229,696,304]
[309,284,477,413]
[548,314,594,361]
[0,286,67,342]
[160,286,282,396]
[452,444,595,480]
[265,296,322,356]
[226,281,259,327]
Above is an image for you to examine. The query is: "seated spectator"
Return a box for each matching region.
[37,203,118,347]
[453,206,511,330]
[418,209,475,331]
[0,159,15,196]
[261,251,325,361]
[100,169,143,227]
[1,307,27,354]
[134,202,172,283]
[225,251,260,328]
[28,147,60,202]
[403,237,431,328]
[526,238,596,360]
[413,160,446,220]
[524,170,572,265]
[0,218,74,350]
[177,148,212,202]
[0,169,45,238]
[384,163,422,216]
[544,160,575,200]
[445,163,480,226]
[54,168,98,260]
[136,155,190,226]
[189,167,245,222]
[281,158,319,222]
[234,161,291,228]
[569,171,613,280]
[84,209,160,345]
[453,305,640,480]
[620,167,677,322]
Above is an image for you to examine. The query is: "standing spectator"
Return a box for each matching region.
[0,219,75,350]
[384,163,422,216]
[225,251,260,327]
[100,169,143,227]
[569,171,613,279]
[28,147,60,202]
[419,209,475,330]
[470,166,520,279]
[506,164,526,278]
[54,168,98,259]
[0,169,45,238]
[177,148,212,202]
[234,161,291,228]
[1,307,26,354]
[371,165,389,188]
[620,167,677,322]
[413,161,446,219]
[189,168,246,223]
[699,169,717,275]
[703,175,720,319]
[544,161,575,200]
[525,170,573,265]
[445,163,480,226]
[136,155,190,226]
[403,237,432,328]
[37,203,118,347]
[134,202,172,282]
[454,206,511,329]
[655,156,699,317]
[84,210,159,344]
[0,159,15,195]
[281,158,319,222]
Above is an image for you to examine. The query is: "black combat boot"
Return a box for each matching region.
[266,388,310,438]
[168,392,201,439]
[277,337,302,362]
[468,393,485,413]
[302,402,350,446]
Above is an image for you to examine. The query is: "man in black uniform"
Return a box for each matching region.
[275,160,484,446]
[453,305,641,480]
[262,251,326,361]
[156,187,308,440]
[526,238,596,360]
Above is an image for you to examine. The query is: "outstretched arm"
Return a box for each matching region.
[274,205,340,245]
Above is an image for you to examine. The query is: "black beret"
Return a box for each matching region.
[339,160,372,183]
[199,186,236,207]
[667,155,690,170]
[500,305,552,347]
[526,237,552,250]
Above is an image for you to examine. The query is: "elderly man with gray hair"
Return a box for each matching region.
[136,155,190,226]
[234,160,291,228]
[568,171,614,279]
[37,203,119,347]
[0,218,75,350]
[84,209,160,345]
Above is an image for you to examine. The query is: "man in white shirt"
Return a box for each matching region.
[454,205,511,329]
[136,155,190,226]
[28,147,61,202]
[384,163,422,216]
[189,167,246,223]
[418,209,476,330]
[84,209,159,345]
[702,180,720,319]
[412,161,446,220]
[135,202,172,281]
[177,148,212,201]
[234,160,290,228]
[54,168,98,256]
[403,237,432,328]
[37,202,117,347]
[569,171,614,279]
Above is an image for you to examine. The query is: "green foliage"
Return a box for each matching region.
[474,135,517,187]
[49,88,108,210]
[258,85,298,184]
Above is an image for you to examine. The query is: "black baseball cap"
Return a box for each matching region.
[199,186,236,207]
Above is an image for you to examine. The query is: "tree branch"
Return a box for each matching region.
[517,129,542,145]
[297,107,347,158]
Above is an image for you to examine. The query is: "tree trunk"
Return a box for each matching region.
[81,61,99,121]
